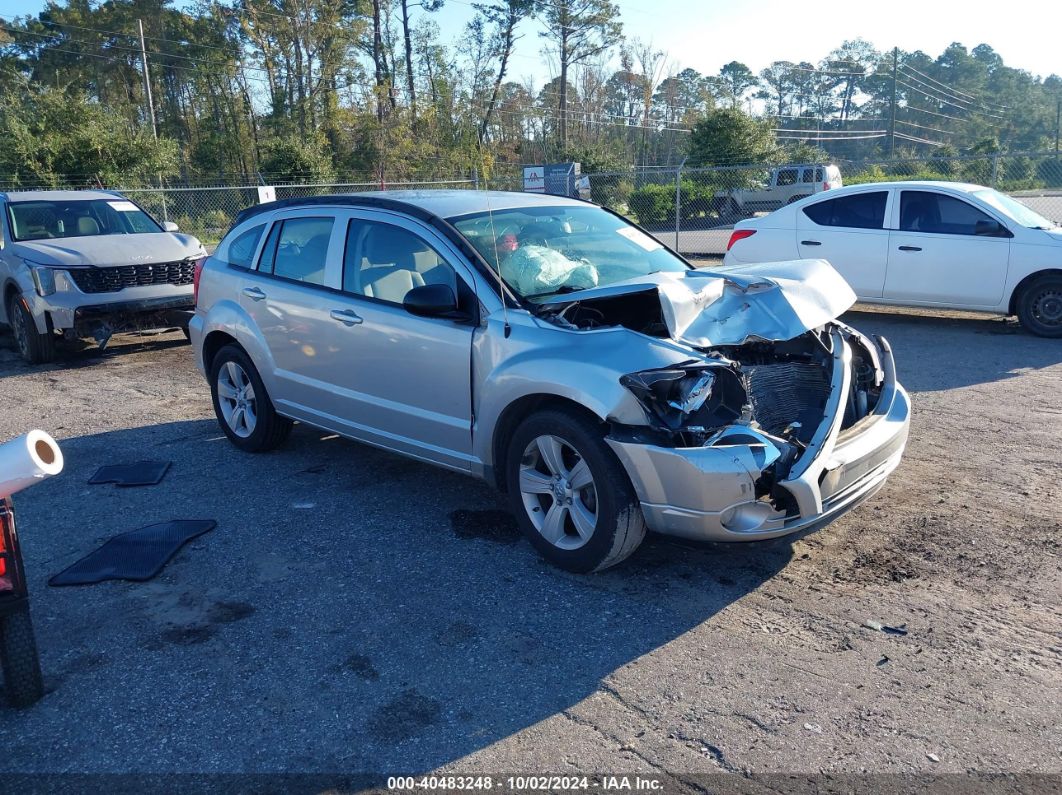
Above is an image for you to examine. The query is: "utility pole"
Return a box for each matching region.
[137,19,157,140]
[1055,98,1060,154]
[888,47,898,158]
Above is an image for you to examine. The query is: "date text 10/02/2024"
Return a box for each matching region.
[386,776,665,791]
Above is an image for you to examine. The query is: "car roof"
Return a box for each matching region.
[0,189,124,202]
[234,189,589,225]
[827,180,986,194]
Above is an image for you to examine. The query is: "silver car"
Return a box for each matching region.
[190,191,911,572]
[0,190,205,363]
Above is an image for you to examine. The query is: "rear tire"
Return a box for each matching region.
[0,604,44,709]
[506,408,646,573]
[1016,274,1062,338]
[209,344,292,452]
[7,293,56,365]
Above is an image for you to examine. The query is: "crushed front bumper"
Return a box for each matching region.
[607,331,910,543]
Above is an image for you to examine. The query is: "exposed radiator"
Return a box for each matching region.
[743,361,830,438]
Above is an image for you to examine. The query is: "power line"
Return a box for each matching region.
[897,77,1006,120]
[896,118,955,136]
[776,133,887,141]
[893,131,945,147]
[902,103,974,124]
[899,61,1008,111]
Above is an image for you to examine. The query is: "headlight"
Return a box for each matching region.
[620,365,747,433]
[24,261,57,297]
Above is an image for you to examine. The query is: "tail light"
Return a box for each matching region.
[726,229,756,251]
[823,182,831,191]
[192,256,207,305]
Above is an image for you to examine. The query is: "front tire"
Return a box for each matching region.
[506,408,646,573]
[209,344,292,452]
[7,293,56,364]
[1016,274,1062,338]
[0,604,44,709]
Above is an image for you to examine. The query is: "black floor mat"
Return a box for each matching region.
[89,461,171,487]
[49,520,216,586]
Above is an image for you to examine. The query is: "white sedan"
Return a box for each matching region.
[722,181,1062,336]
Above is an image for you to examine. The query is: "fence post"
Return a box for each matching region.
[675,156,687,252]
[472,167,480,190]
[991,154,1000,187]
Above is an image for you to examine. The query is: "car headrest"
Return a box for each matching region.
[77,217,101,235]
[364,228,427,267]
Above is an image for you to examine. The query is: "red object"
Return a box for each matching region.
[726,229,756,251]
[192,256,207,305]
[823,181,831,191]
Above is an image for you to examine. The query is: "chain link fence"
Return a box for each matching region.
[120,178,476,245]
[584,151,1062,257]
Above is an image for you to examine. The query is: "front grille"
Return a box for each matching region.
[68,261,195,294]
[743,361,830,439]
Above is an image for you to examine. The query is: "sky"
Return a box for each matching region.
[7,0,1061,86]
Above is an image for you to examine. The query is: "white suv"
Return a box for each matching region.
[0,190,205,363]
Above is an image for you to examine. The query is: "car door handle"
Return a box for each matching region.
[242,286,266,301]
[330,309,363,326]
[800,240,821,246]
[898,245,922,252]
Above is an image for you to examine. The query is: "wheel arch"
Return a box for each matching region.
[1009,268,1062,315]
[2,278,20,323]
[489,393,607,492]
[201,329,240,373]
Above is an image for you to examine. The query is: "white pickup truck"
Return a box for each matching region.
[716,164,842,219]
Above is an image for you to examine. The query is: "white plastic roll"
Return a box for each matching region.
[0,430,64,499]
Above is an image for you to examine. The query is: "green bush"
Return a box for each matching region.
[628,182,675,226]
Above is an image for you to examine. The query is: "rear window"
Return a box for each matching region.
[218,224,265,268]
[803,191,887,229]
[776,169,798,186]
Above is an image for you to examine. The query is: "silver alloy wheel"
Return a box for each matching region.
[216,360,258,438]
[9,300,29,359]
[519,434,599,550]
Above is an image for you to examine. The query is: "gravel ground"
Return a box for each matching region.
[0,308,1059,783]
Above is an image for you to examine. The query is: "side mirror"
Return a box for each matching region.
[403,283,461,319]
[162,221,180,233]
[974,219,1008,237]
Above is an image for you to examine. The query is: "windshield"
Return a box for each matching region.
[448,205,688,300]
[6,199,163,242]
[972,189,1056,230]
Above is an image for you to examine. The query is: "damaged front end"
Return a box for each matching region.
[610,322,900,540]
[534,261,910,542]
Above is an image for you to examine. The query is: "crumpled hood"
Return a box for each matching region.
[11,233,204,268]
[536,258,856,347]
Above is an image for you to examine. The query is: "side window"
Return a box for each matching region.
[342,220,457,305]
[221,224,265,269]
[801,168,816,184]
[257,222,281,273]
[899,191,995,236]
[776,169,798,186]
[803,191,888,230]
[261,217,333,285]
